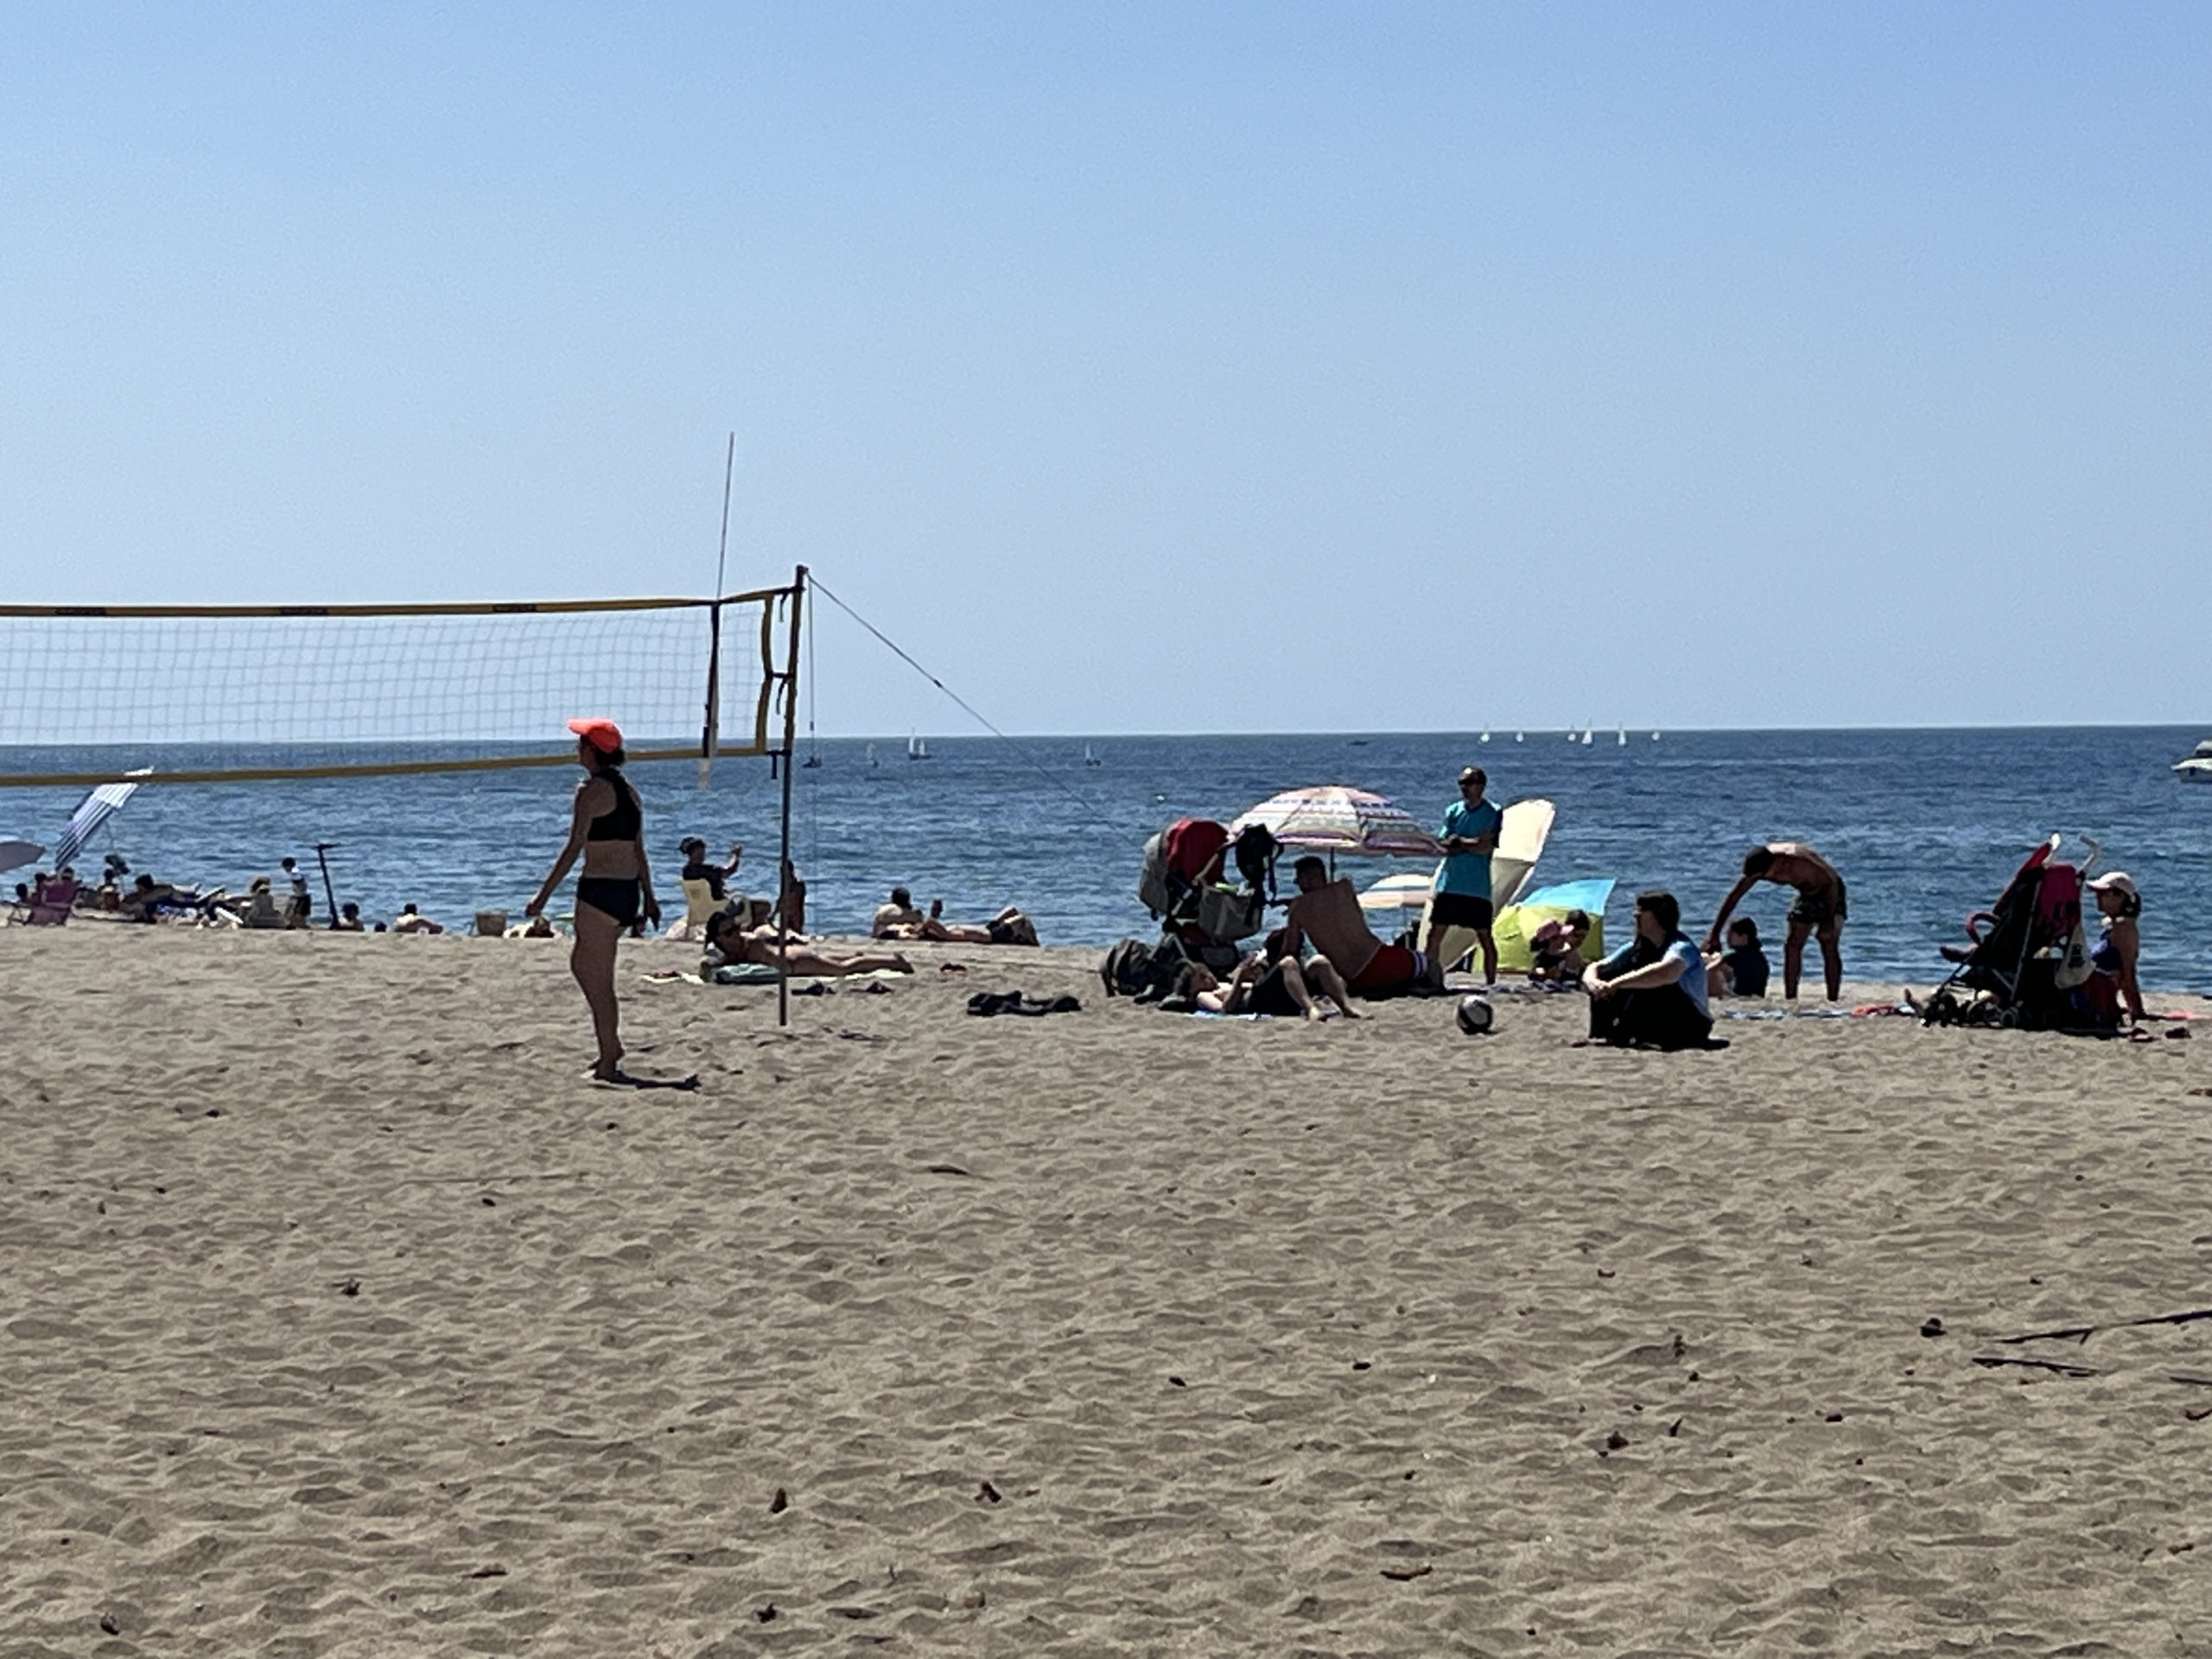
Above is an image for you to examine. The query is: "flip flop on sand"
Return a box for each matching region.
[587,1067,702,1090]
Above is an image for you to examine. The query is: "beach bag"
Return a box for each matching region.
[1101,937,1184,999]
[2051,921,2094,990]
[1193,884,1265,944]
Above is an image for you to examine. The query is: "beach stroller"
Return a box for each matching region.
[1920,836,2095,1030]
[1136,817,1279,972]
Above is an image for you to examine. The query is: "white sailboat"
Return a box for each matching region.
[1083,744,1101,767]
[866,743,878,768]
[1478,730,1491,742]
[1580,725,1594,746]
[908,734,930,760]
[1617,727,1627,746]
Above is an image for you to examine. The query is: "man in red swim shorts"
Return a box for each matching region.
[1281,855,1431,999]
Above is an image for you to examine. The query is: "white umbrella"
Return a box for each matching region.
[53,770,150,870]
[0,839,44,875]
[1358,872,1434,914]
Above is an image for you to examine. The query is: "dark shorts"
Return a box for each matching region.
[1347,943,1427,998]
[1248,962,1303,1018]
[1789,880,1847,930]
[987,918,1018,944]
[1429,892,1495,931]
[576,876,642,928]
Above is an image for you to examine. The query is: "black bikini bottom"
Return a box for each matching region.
[576,876,641,927]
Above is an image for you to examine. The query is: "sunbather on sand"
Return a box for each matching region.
[703,911,912,976]
[1281,855,1432,997]
[912,900,1039,946]
[1185,950,1359,1021]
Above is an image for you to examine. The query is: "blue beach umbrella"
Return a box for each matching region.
[53,770,150,871]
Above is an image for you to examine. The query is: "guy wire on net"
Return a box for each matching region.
[805,575,1108,820]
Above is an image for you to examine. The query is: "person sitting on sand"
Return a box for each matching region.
[240,876,287,930]
[1281,855,1432,998]
[1583,889,1713,1050]
[334,901,365,932]
[872,887,924,938]
[392,902,446,935]
[773,861,808,935]
[2077,872,2146,1028]
[1527,909,1593,983]
[1182,950,1359,1021]
[1704,842,1846,1001]
[120,874,161,920]
[702,911,912,978]
[1705,917,1770,998]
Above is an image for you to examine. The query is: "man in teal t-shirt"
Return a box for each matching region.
[1424,766,1504,983]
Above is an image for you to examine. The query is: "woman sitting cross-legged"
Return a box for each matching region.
[1581,889,1713,1051]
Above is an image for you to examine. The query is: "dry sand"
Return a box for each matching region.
[4,925,2212,1656]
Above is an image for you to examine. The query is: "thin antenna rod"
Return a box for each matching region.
[714,432,735,598]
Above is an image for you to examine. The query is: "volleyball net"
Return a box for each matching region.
[0,571,804,788]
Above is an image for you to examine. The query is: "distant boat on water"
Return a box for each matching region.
[1580,726,1594,746]
[1478,730,1491,743]
[866,743,878,768]
[908,734,931,761]
[802,753,823,769]
[1617,727,1626,747]
[1083,744,1101,767]
[2175,737,2212,781]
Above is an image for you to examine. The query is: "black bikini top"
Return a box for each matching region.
[585,772,640,842]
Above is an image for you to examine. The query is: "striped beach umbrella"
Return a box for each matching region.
[1230,785,1444,859]
[53,771,149,871]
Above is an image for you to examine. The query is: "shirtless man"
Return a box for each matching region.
[871,887,924,938]
[1281,855,1430,1000]
[1703,842,1846,1001]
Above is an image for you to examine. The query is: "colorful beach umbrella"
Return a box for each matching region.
[1357,872,1434,914]
[1230,785,1443,859]
[53,771,149,871]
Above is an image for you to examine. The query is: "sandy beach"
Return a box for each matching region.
[5,925,2212,1656]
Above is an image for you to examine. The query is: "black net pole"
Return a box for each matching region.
[775,567,807,1029]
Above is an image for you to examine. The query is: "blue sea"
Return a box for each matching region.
[5,727,2209,991]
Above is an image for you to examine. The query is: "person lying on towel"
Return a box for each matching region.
[1281,855,1433,998]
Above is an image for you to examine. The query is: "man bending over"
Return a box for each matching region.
[1281,855,1431,999]
[1704,842,1846,1001]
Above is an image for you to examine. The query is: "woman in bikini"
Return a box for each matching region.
[526,717,661,1081]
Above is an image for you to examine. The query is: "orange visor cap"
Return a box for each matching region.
[567,717,624,753]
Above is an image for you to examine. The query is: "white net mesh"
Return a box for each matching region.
[0,588,797,785]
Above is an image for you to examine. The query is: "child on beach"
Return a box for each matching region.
[1707,918,1770,998]
[1528,909,1592,983]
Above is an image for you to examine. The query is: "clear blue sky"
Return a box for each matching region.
[4,4,2207,735]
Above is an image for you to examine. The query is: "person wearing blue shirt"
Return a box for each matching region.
[1581,889,1713,1050]
[1424,766,1505,984]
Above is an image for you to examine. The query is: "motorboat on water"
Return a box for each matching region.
[2175,737,2212,781]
